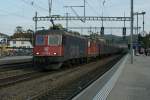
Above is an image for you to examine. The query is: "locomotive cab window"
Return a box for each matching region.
[36,35,45,45]
[48,35,62,45]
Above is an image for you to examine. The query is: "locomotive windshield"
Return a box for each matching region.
[36,35,45,45]
[48,35,62,45]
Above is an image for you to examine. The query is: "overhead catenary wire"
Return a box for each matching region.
[36,0,47,7]
[0,9,31,20]
[21,0,49,12]
[85,0,100,16]
[0,0,33,19]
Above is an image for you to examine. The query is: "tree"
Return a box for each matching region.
[138,34,142,42]
[27,29,34,34]
[11,26,34,40]
[137,33,150,48]
[142,34,150,48]
[49,24,64,30]
[90,33,100,39]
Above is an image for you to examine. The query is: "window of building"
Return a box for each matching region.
[21,41,24,44]
[13,41,16,44]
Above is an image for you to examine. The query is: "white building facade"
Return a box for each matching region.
[9,38,33,48]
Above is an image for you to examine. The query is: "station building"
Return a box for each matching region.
[9,38,33,48]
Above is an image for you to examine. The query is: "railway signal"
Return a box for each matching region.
[123,27,126,40]
[101,27,104,36]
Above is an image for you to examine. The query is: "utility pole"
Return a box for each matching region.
[65,13,69,31]
[95,27,97,33]
[81,27,83,35]
[142,12,146,32]
[111,27,113,43]
[90,26,92,35]
[136,14,139,35]
[33,12,38,46]
[35,12,38,32]
[136,13,139,43]
[124,12,126,27]
[102,12,104,27]
[84,0,86,22]
[123,12,126,40]
[130,0,134,64]
[48,0,52,16]
[101,0,105,37]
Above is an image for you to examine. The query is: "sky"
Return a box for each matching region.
[0,0,149,36]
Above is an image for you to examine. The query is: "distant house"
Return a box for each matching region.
[0,33,9,45]
[9,38,33,48]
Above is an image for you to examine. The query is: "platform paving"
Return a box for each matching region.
[0,56,32,65]
[107,55,150,100]
[0,56,32,60]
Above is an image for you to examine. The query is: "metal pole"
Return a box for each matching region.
[35,12,38,32]
[137,14,139,35]
[143,13,145,32]
[123,12,126,40]
[136,14,139,43]
[102,11,104,27]
[33,12,37,46]
[130,0,134,64]
[90,26,92,34]
[48,0,52,16]
[84,0,86,22]
[81,27,83,35]
[123,12,126,27]
[66,13,69,31]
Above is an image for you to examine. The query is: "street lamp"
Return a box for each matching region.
[142,11,146,32]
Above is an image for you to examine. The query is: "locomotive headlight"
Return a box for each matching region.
[54,53,57,55]
[36,52,39,55]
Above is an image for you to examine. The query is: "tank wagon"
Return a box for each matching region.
[33,29,123,70]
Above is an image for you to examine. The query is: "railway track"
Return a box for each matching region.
[0,65,82,89]
[0,54,125,100]
[0,62,33,72]
[0,61,42,88]
[0,71,40,88]
[33,54,125,100]
[0,63,76,89]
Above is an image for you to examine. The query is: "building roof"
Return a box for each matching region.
[0,33,9,38]
[10,38,31,41]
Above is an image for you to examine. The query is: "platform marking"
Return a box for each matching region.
[93,55,128,100]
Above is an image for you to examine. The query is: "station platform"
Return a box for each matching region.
[73,54,150,100]
[0,56,32,65]
[107,55,150,100]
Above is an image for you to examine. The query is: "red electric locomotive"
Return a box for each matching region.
[33,29,124,70]
[33,29,88,69]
